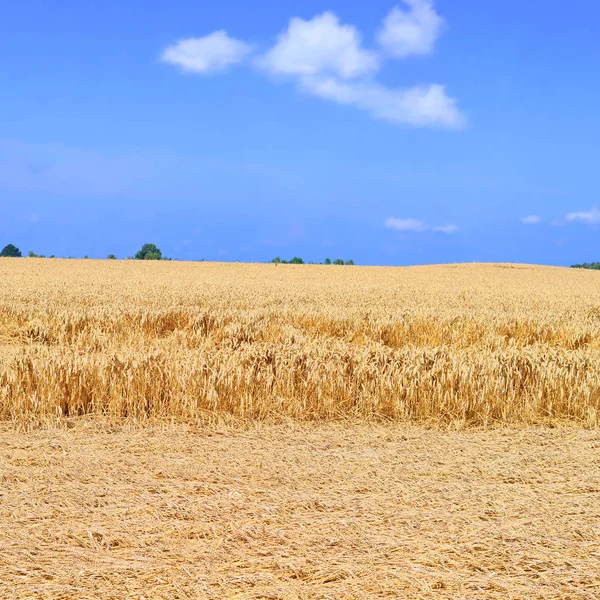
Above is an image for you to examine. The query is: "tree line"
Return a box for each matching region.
[271,257,355,265]
[1,243,356,264]
[571,262,600,270]
[0,243,167,260]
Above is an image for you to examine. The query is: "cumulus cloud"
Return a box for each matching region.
[521,215,541,224]
[378,0,444,57]
[385,217,457,233]
[258,12,379,79]
[566,207,600,225]
[161,31,252,73]
[161,3,465,129]
[303,77,464,128]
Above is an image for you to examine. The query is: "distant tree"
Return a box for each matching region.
[572,262,600,270]
[270,256,309,264]
[135,243,162,261]
[1,244,22,257]
[333,258,344,265]
[107,254,117,260]
[28,250,39,258]
[50,255,55,259]
[324,258,332,265]
[346,259,355,265]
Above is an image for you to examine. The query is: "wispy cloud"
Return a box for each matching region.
[378,0,444,58]
[566,207,600,225]
[386,217,428,232]
[433,223,458,234]
[520,215,541,224]
[161,31,253,74]
[161,2,465,130]
[0,138,292,200]
[300,77,463,128]
[385,217,457,233]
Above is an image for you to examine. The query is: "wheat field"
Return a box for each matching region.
[2,259,600,599]
[1,258,600,427]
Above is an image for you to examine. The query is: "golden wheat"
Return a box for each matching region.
[1,258,600,427]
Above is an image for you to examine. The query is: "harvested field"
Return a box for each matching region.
[1,422,599,599]
[1,259,600,427]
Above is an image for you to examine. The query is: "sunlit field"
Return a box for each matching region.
[2,259,600,598]
[2,422,599,599]
[1,258,600,427]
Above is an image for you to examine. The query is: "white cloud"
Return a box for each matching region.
[566,207,600,225]
[162,3,466,130]
[521,215,541,224]
[258,12,379,79]
[302,77,464,128]
[433,223,458,234]
[378,1,444,58]
[385,217,429,232]
[161,31,252,74]
[385,217,457,233]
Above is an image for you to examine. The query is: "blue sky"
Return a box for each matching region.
[1,0,599,265]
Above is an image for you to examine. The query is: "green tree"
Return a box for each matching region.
[333,258,344,265]
[107,254,117,260]
[28,250,39,258]
[289,257,304,264]
[572,262,600,270]
[324,258,332,265]
[1,244,22,257]
[135,243,162,261]
[271,257,282,264]
[346,259,355,265]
